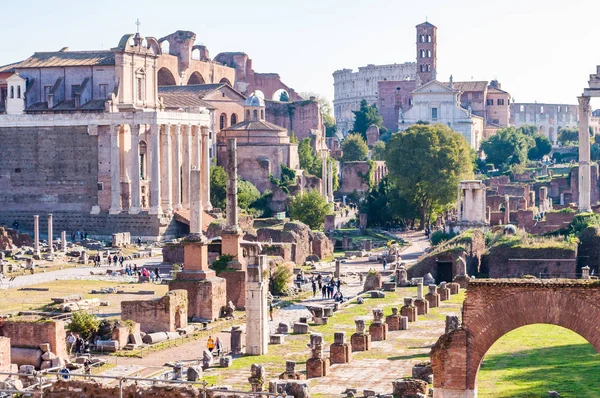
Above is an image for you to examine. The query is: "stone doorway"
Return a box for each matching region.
[436,261,453,283]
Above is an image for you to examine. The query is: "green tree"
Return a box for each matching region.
[69,312,101,340]
[270,264,293,295]
[517,124,539,136]
[210,165,227,209]
[352,99,385,141]
[270,165,297,194]
[527,134,553,160]
[288,189,332,229]
[371,141,386,160]
[238,180,261,211]
[324,113,337,137]
[558,127,579,145]
[480,127,532,170]
[385,124,474,229]
[298,138,318,173]
[342,133,369,162]
[279,91,289,102]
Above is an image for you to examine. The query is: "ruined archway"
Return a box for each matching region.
[157,67,177,86]
[187,72,205,85]
[431,279,600,397]
[220,78,232,86]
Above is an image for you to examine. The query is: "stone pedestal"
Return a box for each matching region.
[279,361,305,380]
[350,319,371,351]
[447,282,460,295]
[401,298,418,322]
[453,274,470,289]
[61,231,67,253]
[414,298,429,315]
[400,316,409,330]
[329,332,351,364]
[368,308,388,341]
[306,333,329,378]
[245,256,269,355]
[385,307,401,331]
[230,326,243,355]
[425,285,441,308]
[293,322,309,334]
[395,266,409,287]
[33,215,40,256]
[437,282,451,301]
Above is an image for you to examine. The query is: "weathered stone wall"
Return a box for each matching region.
[256,221,330,264]
[516,209,575,234]
[482,244,577,278]
[578,226,600,274]
[45,380,202,398]
[0,126,98,212]
[265,100,324,142]
[121,290,188,333]
[339,161,371,195]
[0,336,10,373]
[0,320,67,360]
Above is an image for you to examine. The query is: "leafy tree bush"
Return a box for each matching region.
[210,165,227,209]
[558,127,579,145]
[480,127,531,170]
[430,230,457,246]
[528,134,553,160]
[288,189,332,229]
[352,99,386,141]
[342,133,369,162]
[517,124,539,136]
[279,91,289,102]
[371,141,386,160]
[211,254,235,274]
[69,311,100,340]
[269,165,296,194]
[385,124,473,229]
[270,264,293,295]
[569,212,600,236]
[238,180,261,211]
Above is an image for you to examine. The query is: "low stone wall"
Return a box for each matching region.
[0,320,68,360]
[45,380,202,398]
[0,336,10,373]
[121,290,188,333]
[482,244,577,278]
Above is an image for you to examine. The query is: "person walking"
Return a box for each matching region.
[383,258,387,271]
[74,335,84,356]
[215,337,222,356]
[66,332,76,354]
[206,336,215,353]
[336,278,341,292]
[321,284,327,299]
[112,254,118,266]
[107,255,112,266]
[119,255,124,267]
[311,280,317,297]
[269,302,274,321]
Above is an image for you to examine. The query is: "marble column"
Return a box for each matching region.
[578,96,592,212]
[129,124,141,214]
[464,188,473,222]
[149,124,162,215]
[33,215,40,256]
[61,231,67,253]
[321,150,328,201]
[47,214,54,255]
[189,167,204,238]
[327,159,334,203]
[201,126,212,210]
[226,139,239,230]
[161,124,173,214]
[456,186,463,221]
[109,124,122,214]
[193,125,201,168]
[173,124,182,210]
[182,124,192,209]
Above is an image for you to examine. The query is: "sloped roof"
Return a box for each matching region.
[0,51,115,72]
[487,87,510,95]
[160,93,215,110]
[416,21,436,28]
[452,81,488,92]
[222,119,286,132]
[158,84,225,98]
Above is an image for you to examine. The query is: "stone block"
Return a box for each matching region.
[392,378,428,397]
[437,283,450,301]
[412,363,433,382]
[414,298,429,315]
[400,316,408,330]
[382,282,396,292]
[187,366,202,381]
[39,343,50,353]
[369,322,388,341]
[277,322,291,334]
[385,314,401,331]
[306,357,329,378]
[447,282,460,295]
[312,317,328,325]
[330,343,351,364]
[350,333,371,352]
[270,334,285,344]
[293,322,309,334]
[219,356,233,367]
[425,292,441,308]
[323,307,334,317]
[370,291,385,298]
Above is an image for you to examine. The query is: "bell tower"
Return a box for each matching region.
[416,21,437,85]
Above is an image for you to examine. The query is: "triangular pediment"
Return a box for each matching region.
[412,80,457,94]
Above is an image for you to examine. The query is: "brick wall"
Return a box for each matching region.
[121,290,188,333]
[482,244,577,278]
[339,162,370,194]
[265,100,324,142]
[0,320,67,359]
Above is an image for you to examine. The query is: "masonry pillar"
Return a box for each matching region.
[182,124,192,209]
[109,124,122,214]
[456,186,463,221]
[129,124,142,214]
[201,126,212,210]
[321,150,328,201]
[149,124,162,215]
[161,124,173,214]
[327,159,334,202]
[189,167,204,239]
[504,196,510,224]
[464,188,473,222]
[578,96,592,212]
[33,215,39,256]
[173,124,182,211]
[245,255,269,355]
[61,231,66,253]
[47,214,54,256]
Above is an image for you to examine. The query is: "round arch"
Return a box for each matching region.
[254,90,265,100]
[157,67,177,86]
[219,78,232,86]
[273,88,290,101]
[187,72,205,85]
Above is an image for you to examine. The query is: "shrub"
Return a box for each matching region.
[270,265,293,295]
[569,212,600,237]
[68,311,100,340]
[211,254,235,274]
[430,230,457,246]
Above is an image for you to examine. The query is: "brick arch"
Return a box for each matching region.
[431,280,600,397]
[187,71,205,85]
[158,67,177,86]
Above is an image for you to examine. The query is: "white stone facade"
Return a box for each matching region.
[333,63,416,135]
[398,80,484,149]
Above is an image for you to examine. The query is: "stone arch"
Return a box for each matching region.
[157,67,177,86]
[254,90,265,100]
[187,72,205,85]
[219,78,232,86]
[431,280,600,396]
[230,113,238,126]
[273,88,289,101]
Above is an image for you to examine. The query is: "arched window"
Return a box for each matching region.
[427,35,432,42]
[260,110,264,120]
[10,86,14,99]
[253,110,258,120]
[219,113,227,130]
[231,113,237,125]
[17,86,21,98]
[246,110,250,120]
[427,50,431,57]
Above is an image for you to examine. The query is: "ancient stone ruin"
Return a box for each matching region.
[329,332,351,364]
[305,333,329,378]
[350,319,371,352]
[368,308,388,341]
[401,297,418,323]
[121,290,188,333]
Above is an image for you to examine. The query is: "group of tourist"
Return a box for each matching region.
[311,275,344,302]
[66,332,88,356]
[206,336,223,356]
[92,252,124,267]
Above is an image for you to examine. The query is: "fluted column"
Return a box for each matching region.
[327,159,334,202]
[182,124,192,209]
[578,96,592,212]
[129,124,141,214]
[149,124,162,215]
[33,215,40,256]
[47,213,54,255]
[109,124,122,214]
[161,124,173,214]
[173,124,182,210]
[201,126,212,210]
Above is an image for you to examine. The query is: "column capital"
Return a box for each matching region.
[200,125,209,137]
[131,124,141,135]
[161,124,171,136]
[578,96,591,110]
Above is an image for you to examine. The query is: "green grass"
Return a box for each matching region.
[478,324,600,398]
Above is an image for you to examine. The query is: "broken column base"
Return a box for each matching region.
[385,315,401,331]
[329,343,352,364]
[401,306,418,322]
[425,293,441,308]
[437,287,451,301]
[414,298,429,315]
[306,357,330,378]
[169,272,227,322]
[453,275,470,289]
[350,333,371,352]
[369,322,388,341]
[447,282,460,295]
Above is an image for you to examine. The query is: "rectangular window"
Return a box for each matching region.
[486,99,493,106]
[431,108,438,120]
[497,99,505,105]
[99,84,108,99]
[520,105,525,112]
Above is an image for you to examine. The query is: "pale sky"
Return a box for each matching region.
[2,0,600,108]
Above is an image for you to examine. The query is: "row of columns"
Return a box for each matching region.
[32,214,68,256]
[108,123,212,216]
[456,184,487,223]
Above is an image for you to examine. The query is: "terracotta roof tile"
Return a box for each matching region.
[1,51,115,71]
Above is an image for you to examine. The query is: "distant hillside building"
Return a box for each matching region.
[509,103,579,144]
